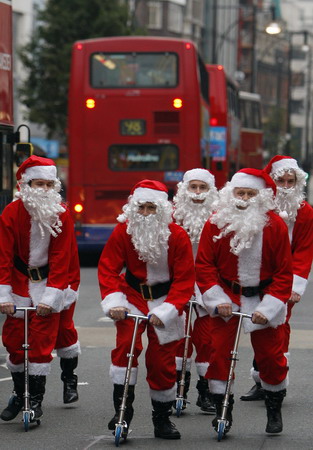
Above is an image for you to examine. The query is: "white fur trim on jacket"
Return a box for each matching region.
[150,384,176,402]
[29,283,64,312]
[0,284,13,303]
[254,294,287,328]
[101,292,130,316]
[292,274,307,296]
[150,301,185,345]
[29,362,51,376]
[6,356,24,373]
[202,284,236,317]
[56,341,81,358]
[63,287,79,309]
[110,364,138,385]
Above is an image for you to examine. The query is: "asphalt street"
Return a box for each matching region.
[0,266,313,450]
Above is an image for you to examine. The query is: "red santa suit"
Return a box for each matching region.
[173,168,217,378]
[0,159,75,376]
[55,232,81,359]
[98,199,194,402]
[196,173,293,394]
[264,156,313,354]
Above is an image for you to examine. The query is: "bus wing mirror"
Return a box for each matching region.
[15,142,34,167]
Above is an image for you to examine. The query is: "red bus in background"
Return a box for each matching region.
[0,0,14,212]
[206,64,241,188]
[68,36,210,252]
[238,91,263,169]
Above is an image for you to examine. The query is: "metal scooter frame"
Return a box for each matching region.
[217,311,252,441]
[114,312,149,447]
[175,299,196,417]
[14,306,40,432]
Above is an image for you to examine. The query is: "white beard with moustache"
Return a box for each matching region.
[117,199,172,265]
[15,182,65,238]
[173,183,218,244]
[210,185,275,255]
[275,186,304,223]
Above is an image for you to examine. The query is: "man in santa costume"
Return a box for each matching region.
[196,168,293,435]
[0,155,80,422]
[98,179,195,440]
[241,156,313,401]
[173,168,218,414]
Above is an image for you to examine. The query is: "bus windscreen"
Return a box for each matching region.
[90,52,178,88]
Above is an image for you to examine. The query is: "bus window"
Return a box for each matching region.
[91,52,178,88]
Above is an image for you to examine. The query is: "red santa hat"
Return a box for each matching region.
[16,155,57,183]
[183,168,215,187]
[264,155,305,180]
[130,179,168,202]
[230,168,277,194]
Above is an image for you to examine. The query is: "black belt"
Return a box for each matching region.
[221,277,272,297]
[125,269,172,301]
[14,255,49,283]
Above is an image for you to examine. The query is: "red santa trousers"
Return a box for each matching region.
[192,315,212,368]
[55,303,78,351]
[112,317,178,392]
[2,312,60,366]
[282,302,294,354]
[206,315,288,387]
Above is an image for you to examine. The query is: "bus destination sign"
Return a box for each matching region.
[120,119,146,136]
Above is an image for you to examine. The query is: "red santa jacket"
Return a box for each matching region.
[195,211,293,332]
[98,222,195,344]
[288,201,313,295]
[0,199,76,312]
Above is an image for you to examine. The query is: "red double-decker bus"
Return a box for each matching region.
[206,64,241,188]
[0,0,14,213]
[68,36,210,252]
[238,91,263,169]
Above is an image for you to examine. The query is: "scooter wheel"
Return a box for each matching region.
[23,412,30,432]
[176,398,183,417]
[217,421,225,441]
[114,424,122,447]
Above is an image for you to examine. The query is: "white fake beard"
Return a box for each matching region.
[210,185,274,255]
[15,183,65,238]
[275,186,304,223]
[173,183,218,243]
[122,200,172,264]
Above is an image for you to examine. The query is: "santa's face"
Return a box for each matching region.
[137,202,157,216]
[275,171,296,189]
[233,187,259,209]
[30,178,55,191]
[187,180,209,203]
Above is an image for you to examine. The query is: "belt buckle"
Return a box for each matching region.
[27,267,42,283]
[139,283,153,301]
[231,280,242,295]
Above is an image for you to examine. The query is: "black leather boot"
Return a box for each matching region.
[173,370,191,410]
[0,372,24,421]
[29,375,46,421]
[152,400,181,439]
[212,393,234,434]
[240,382,265,401]
[108,384,135,432]
[196,376,216,414]
[264,389,286,433]
[60,357,79,404]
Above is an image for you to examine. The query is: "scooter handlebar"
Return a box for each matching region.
[214,307,252,320]
[13,306,37,313]
[125,312,150,321]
